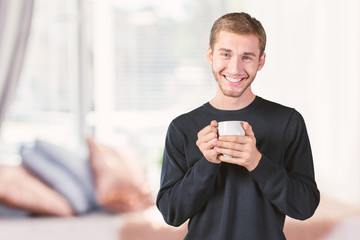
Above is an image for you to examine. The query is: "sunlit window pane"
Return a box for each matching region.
[3,0,79,145]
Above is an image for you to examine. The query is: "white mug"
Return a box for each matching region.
[218,121,245,136]
[217,121,245,157]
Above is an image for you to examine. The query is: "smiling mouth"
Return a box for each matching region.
[223,75,246,83]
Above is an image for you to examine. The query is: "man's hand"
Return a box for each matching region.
[196,120,221,164]
[215,122,262,171]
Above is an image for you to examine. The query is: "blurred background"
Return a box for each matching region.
[0,0,359,227]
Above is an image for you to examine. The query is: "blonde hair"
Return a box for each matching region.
[210,12,266,56]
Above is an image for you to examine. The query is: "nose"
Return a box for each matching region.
[228,56,243,74]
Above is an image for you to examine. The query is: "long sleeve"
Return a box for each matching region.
[156,122,221,226]
[156,99,320,239]
[250,110,320,220]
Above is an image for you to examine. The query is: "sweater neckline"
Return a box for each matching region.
[203,96,262,114]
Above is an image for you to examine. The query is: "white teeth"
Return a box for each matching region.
[225,76,241,82]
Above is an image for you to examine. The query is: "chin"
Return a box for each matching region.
[221,89,245,98]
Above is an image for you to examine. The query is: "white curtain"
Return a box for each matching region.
[0,0,34,131]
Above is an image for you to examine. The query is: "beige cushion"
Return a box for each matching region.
[87,138,154,213]
[0,165,73,216]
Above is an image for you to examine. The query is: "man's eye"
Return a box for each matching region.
[222,53,230,57]
[243,56,252,61]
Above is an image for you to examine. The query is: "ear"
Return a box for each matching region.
[257,52,266,71]
[206,46,213,64]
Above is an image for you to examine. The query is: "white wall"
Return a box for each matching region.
[236,0,360,204]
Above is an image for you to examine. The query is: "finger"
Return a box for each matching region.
[198,125,217,139]
[242,121,255,137]
[218,154,245,164]
[198,137,218,151]
[198,130,218,145]
[218,135,248,144]
[199,120,218,136]
[202,142,222,164]
[215,147,244,159]
[205,138,218,149]
[216,140,244,151]
[210,120,218,127]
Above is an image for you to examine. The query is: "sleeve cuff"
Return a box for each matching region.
[194,157,222,181]
[249,154,281,187]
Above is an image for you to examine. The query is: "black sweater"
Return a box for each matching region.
[156,96,320,239]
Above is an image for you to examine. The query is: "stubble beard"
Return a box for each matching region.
[212,68,252,99]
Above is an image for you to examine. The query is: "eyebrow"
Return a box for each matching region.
[217,48,257,57]
[218,48,232,53]
[243,52,257,57]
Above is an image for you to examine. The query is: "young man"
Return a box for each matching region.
[156,12,320,239]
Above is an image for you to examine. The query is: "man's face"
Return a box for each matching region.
[207,31,265,99]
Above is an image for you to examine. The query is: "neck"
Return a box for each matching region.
[210,87,256,110]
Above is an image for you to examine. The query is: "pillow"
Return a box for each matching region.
[87,138,154,213]
[20,145,93,214]
[0,164,73,216]
[0,203,30,218]
[34,140,97,208]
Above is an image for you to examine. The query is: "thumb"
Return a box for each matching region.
[242,121,255,137]
[210,120,218,127]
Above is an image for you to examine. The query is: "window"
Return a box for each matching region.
[3,0,79,146]
[2,0,227,170]
[89,0,225,168]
